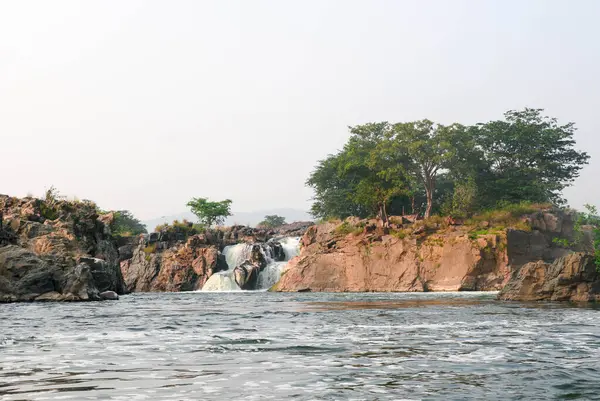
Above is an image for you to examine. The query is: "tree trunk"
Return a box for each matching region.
[382,202,389,228]
[378,202,389,228]
[424,174,435,219]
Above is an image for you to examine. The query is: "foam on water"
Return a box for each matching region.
[201,271,241,291]
[201,237,300,291]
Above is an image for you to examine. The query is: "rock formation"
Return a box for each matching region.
[498,253,600,302]
[0,195,126,302]
[273,210,582,293]
[118,221,307,292]
[120,234,228,292]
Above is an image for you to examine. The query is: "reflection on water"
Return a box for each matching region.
[1,291,600,400]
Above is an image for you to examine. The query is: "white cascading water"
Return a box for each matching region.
[201,237,301,292]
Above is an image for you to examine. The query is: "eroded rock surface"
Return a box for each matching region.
[120,235,228,292]
[0,195,126,302]
[273,211,581,293]
[498,253,600,302]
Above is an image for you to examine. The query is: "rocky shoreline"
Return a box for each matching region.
[0,194,313,302]
[2,194,599,303]
[119,222,310,292]
[0,195,126,302]
[273,209,599,302]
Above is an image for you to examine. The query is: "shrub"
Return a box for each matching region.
[443,178,478,218]
[467,201,547,229]
[334,221,354,236]
[110,210,147,237]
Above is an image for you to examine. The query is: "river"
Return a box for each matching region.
[1,292,599,400]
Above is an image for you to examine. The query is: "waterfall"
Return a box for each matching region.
[279,237,301,260]
[201,237,300,292]
[201,271,240,291]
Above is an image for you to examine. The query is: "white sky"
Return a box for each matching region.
[1,0,598,220]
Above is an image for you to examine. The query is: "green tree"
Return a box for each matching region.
[306,108,589,221]
[441,178,478,218]
[258,215,287,228]
[111,210,147,236]
[307,153,371,220]
[186,198,232,227]
[472,108,589,206]
[343,122,411,225]
[389,121,463,218]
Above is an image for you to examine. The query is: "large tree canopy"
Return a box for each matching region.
[472,108,589,206]
[308,108,589,220]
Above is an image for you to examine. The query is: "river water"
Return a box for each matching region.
[1,292,599,400]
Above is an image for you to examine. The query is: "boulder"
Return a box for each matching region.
[78,256,125,294]
[234,261,260,290]
[269,241,286,261]
[118,244,134,262]
[99,290,119,300]
[498,253,600,302]
[0,246,100,302]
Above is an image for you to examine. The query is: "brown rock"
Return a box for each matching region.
[0,194,126,302]
[498,253,600,302]
[273,222,510,292]
[120,235,228,292]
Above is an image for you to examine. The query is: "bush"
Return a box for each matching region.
[467,201,548,228]
[334,221,354,236]
[154,219,204,238]
[334,221,365,236]
[110,210,147,237]
[443,178,478,218]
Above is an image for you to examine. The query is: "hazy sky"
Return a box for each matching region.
[1,0,598,220]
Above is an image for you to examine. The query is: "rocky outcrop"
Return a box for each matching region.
[498,253,600,302]
[120,222,309,292]
[273,220,510,292]
[233,244,268,290]
[273,210,581,293]
[0,195,126,302]
[120,235,228,292]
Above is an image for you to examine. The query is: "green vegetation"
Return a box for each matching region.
[308,108,589,221]
[258,215,287,228]
[334,220,364,236]
[39,185,63,220]
[466,202,544,228]
[186,198,232,227]
[154,219,204,236]
[110,210,147,237]
[564,204,600,271]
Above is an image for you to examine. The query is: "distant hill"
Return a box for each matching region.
[142,208,313,232]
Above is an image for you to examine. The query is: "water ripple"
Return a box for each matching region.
[1,292,599,400]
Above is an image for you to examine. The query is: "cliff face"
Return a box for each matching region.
[274,211,577,293]
[120,234,228,292]
[499,253,600,302]
[0,195,126,302]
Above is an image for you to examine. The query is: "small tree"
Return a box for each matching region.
[449,178,478,218]
[111,210,147,236]
[258,215,287,228]
[186,198,232,227]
